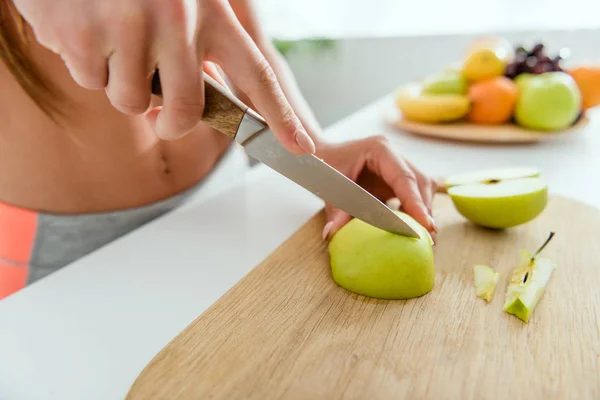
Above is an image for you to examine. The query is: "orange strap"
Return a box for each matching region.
[0,201,37,300]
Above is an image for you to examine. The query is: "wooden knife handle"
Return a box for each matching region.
[151,70,248,139]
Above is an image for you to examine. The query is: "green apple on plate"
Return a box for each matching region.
[503,232,556,323]
[328,211,435,300]
[514,71,582,131]
[445,167,548,228]
[422,69,468,95]
[513,73,535,91]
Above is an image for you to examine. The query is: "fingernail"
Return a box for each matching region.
[295,129,316,154]
[322,221,334,240]
[428,215,437,233]
[386,197,401,211]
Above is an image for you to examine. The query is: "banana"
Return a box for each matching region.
[394,82,471,123]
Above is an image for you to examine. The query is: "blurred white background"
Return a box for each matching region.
[252,0,600,128]
[256,0,600,39]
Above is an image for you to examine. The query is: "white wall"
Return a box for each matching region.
[282,29,600,128]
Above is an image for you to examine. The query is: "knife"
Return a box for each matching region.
[150,71,420,238]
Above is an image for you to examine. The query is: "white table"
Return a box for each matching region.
[1,95,599,400]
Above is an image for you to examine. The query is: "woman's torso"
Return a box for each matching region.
[0,27,236,297]
[0,32,231,215]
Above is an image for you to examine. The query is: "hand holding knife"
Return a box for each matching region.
[151,70,426,239]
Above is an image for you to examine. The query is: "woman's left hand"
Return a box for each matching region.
[316,135,445,242]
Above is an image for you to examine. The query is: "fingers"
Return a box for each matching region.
[322,204,352,241]
[404,159,435,214]
[60,51,108,90]
[202,61,228,88]
[53,20,109,89]
[149,9,204,141]
[209,13,315,155]
[366,138,434,233]
[104,14,152,114]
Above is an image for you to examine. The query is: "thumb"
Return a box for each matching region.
[322,204,352,241]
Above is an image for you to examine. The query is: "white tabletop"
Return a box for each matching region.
[1,94,599,400]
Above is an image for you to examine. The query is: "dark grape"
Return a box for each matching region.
[530,43,545,57]
[507,41,571,79]
[505,63,519,78]
[539,55,551,63]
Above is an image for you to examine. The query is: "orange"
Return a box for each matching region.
[467,76,519,124]
[568,66,600,110]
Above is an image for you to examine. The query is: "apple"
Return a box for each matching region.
[503,232,556,323]
[513,73,535,91]
[422,70,468,95]
[445,167,548,229]
[473,264,499,302]
[514,71,582,131]
[328,211,435,300]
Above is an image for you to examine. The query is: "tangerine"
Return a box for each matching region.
[568,66,600,110]
[467,76,519,124]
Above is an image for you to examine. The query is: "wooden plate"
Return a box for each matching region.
[384,104,589,144]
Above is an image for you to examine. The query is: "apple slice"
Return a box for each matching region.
[445,167,548,228]
[473,264,499,302]
[503,232,556,323]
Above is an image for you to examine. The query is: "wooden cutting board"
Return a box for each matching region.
[126,194,600,400]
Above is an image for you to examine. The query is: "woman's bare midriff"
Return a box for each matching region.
[0,39,232,214]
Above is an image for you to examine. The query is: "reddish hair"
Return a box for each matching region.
[0,1,66,121]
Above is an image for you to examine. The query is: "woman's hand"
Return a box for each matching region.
[12,0,315,155]
[317,135,444,242]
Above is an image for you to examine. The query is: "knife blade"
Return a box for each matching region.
[151,71,420,238]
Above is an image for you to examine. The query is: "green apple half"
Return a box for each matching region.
[503,232,556,323]
[328,211,435,300]
[445,167,548,229]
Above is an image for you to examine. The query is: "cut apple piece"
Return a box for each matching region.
[473,264,499,302]
[503,232,556,323]
[446,167,548,228]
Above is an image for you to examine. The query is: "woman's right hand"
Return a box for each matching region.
[12,0,316,155]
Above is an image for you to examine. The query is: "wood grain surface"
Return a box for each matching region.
[384,105,589,144]
[200,74,248,138]
[127,195,600,400]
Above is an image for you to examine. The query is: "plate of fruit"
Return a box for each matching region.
[386,37,599,143]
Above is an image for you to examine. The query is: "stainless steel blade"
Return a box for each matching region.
[234,112,420,238]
